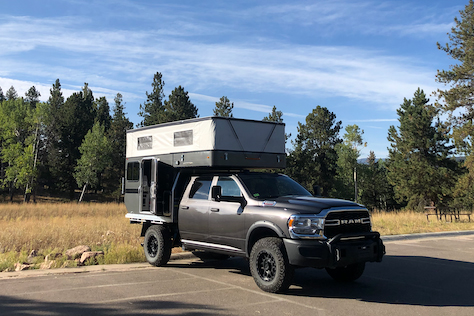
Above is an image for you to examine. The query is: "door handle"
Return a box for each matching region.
[180,205,189,210]
[210,208,220,212]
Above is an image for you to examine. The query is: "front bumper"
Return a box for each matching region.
[283,232,385,268]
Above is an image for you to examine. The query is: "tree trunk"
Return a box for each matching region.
[23,184,31,203]
[79,183,87,203]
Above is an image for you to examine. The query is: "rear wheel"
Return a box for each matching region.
[326,262,365,282]
[144,225,172,266]
[249,237,294,293]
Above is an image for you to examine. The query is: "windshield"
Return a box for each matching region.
[238,173,311,200]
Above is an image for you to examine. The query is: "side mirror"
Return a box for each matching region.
[313,185,321,197]
[211,186,222,202]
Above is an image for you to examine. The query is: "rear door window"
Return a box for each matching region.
[189,177,212,200]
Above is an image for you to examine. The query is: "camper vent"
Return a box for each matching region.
[137,136,153,150]
[174,130,193,147]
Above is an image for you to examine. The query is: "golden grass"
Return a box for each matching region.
[1,203,474,271]
[0,203,141,252]
[371,210,474,236]
[0,203,146,270]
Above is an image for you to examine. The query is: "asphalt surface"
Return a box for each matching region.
[1,231,474,315]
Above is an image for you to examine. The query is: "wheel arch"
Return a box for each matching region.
[246,221,286,256]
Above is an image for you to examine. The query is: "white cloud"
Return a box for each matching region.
[0,77,74,101]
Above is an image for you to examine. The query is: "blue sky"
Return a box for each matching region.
[0,0,466,158]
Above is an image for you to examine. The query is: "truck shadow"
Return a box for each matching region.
[171,254,474,307]
[289,255,474,307]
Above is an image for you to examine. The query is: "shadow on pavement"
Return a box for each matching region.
[289,255,474,307]
[171,254,474,307]
[0,296,224,316]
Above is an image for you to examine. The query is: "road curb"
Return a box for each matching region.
[381,230,474,241]
[0,252,197,280]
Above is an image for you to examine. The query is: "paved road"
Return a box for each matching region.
[1,233,474,315]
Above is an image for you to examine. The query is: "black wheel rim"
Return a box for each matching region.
[256,250,276,282]
[147,235,158,258]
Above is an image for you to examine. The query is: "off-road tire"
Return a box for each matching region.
[144,225,172,267]
[249,237,294,293]
[326,262,365,282]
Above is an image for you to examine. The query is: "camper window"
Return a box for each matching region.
[126,162,139,181]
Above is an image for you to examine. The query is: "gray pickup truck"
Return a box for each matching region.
[124,117,385,293]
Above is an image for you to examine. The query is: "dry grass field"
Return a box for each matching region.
[1,203,473,271]
[371,210,474,236]
[0,203,145,271]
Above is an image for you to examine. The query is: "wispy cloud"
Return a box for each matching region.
[244,0,458,38]
[0,0,458,119]
[0,13,439,112]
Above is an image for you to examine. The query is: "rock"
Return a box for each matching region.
[40,260,55,270]
[45,252,62,261]
[15,263,31,271]
[27,250,39,263]
[80,251,104,265]
[65,245,91,260]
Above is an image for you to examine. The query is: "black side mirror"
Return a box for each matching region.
[211,186,222,202]
[313,185,321,197]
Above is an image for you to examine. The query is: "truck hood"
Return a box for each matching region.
[268,196,364,213]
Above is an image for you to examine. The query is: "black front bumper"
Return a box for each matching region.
[283,232,385,268]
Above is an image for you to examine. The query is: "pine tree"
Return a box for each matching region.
[25,86,41,109]
[94,96,111,132]
[0,87,5,102]
[106,93,133,199]
[213,96,234,117]
[138,72,165,126]
[358,152,397,211]
[263,106,283,123]
[6,86,18,101]
[435,0,474,209]
[47,83,95,199]
[286,106,342,195]
[162,86,198,123]
[387,88,457,210]
[44,79,65,189]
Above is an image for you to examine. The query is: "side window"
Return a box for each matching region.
[217,176,241,197]
[126,162,140,181]
[189,177,212,200]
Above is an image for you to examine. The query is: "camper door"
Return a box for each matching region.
[125,158,158,214]
[125,158,176,215]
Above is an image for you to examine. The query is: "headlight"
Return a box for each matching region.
[288,215,325,239]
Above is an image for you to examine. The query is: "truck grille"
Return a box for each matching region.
[324,210,371,238]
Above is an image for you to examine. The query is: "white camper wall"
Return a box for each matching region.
[126,117,285,159]
[126,119,215,158]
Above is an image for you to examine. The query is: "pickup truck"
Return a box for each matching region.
[124,117,384,293]
[127,169,385,293]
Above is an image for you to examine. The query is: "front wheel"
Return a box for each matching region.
[249,237,294,293]
[326,262,365,282]
[144,225,172,267]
